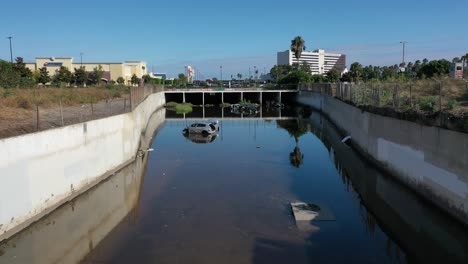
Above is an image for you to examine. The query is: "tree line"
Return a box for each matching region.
[271,36,468,84]
[0,58,144,88]
[343,54,468,83]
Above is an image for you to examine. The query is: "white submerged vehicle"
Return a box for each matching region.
[183,120,220,136]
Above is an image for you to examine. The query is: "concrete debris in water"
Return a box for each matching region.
[341,135,351,144]
[291,202,336,222]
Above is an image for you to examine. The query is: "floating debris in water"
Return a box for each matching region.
[291,202,336,231]
[341,135,351,144]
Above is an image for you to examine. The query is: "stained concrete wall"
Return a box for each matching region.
[306,113,468,263]
[0,108,166,264]
[0,92,166,241]
[298,91,468,224]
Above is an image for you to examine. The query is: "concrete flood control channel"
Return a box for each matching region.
[2,107,468,264]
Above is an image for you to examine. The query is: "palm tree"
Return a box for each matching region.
[290,36,306,67]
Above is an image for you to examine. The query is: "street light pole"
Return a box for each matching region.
[80,52,83,67]
[400,41,407,65]
[7,37,13,63]
[220,65,223,86]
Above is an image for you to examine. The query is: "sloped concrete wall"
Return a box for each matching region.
[298,91,468,224]
[0,92,165,241]
[0,108,166,264]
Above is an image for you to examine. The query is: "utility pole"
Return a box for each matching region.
[220,65,223,87]
[7,37,13,63]
[400,41,407,66]
[80,52,83,67]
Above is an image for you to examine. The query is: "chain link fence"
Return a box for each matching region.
[300,80,468,133]
[0,84,164,139]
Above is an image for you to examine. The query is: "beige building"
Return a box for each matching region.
[25,57,147,83]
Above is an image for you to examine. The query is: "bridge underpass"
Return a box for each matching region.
[164,90,298,106]
[165,93,184,103]
[204,92,222,105]
[222,92,241,104]
[165,106,291,120]
[185,93,204,105]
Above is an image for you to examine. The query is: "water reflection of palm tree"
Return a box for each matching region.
[276,119,308,168]
[290,145,304,168]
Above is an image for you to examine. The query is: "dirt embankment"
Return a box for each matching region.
[0,98,130,139]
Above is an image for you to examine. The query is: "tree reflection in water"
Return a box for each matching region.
[290,146,304,168]
[276,119,309,168]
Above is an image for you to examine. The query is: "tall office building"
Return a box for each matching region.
[277,49,346,75]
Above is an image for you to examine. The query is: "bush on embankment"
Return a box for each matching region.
[165,101,193,114]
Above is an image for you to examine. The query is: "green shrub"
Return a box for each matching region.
[446,99,459,110]
[165,101,178,107]
[417,96,436,112]
[111,89,121,98]
[398,95,411,108]
[175,103,192,114]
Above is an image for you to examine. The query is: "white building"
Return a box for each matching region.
[277,49,346,75]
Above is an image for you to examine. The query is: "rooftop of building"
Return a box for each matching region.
[72,62,124,65]
[33,57,145,64]
[36,57,73,59]
[280,49,344,55]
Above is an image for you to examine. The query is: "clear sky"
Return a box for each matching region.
[1,0,467,78]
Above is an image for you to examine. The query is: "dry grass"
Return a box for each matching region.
[353,79,468,112]
[0,87,129,130]
[0,87,126,110]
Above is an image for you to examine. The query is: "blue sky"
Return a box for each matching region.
[1,0,467,78]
